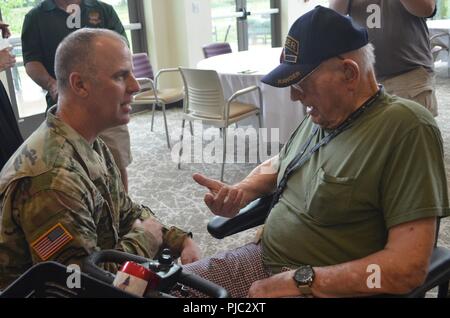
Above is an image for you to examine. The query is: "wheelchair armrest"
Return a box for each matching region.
[207,194,274,239]
[403,247,450,298]
[377,247,450,298]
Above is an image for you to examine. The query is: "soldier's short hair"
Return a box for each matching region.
[55,28,128,92]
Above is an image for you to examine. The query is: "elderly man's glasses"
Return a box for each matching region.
[291,55,346,94]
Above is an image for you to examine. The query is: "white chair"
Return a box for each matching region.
[430,32,449,61]
[178,67,263,181]
[131,53,184,149]
[429,31,450,77]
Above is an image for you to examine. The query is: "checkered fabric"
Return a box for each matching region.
[175,243,270,298]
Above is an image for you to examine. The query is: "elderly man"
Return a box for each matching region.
[21,0,133,191]
[0,29,200,290]
[180,6,450,298]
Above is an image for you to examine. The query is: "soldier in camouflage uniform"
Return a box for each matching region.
[0,29,200,289]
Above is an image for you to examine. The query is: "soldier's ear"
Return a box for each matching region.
[69,72,89,98]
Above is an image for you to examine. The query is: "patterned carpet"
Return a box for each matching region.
[127,62,450,259]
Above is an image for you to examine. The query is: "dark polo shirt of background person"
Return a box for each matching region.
[21,0,127,109]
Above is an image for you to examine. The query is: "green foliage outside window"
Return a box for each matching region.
[436,0,449,19]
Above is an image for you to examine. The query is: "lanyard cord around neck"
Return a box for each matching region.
[270,85,384,209]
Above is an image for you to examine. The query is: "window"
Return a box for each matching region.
[210,0,281,51]
[435,0,450,19]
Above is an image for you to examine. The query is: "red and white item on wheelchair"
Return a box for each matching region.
[112,261,160,297]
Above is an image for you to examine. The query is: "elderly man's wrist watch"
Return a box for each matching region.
[293,265,315,296]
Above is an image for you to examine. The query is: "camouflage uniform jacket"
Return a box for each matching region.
[0,108,190,289]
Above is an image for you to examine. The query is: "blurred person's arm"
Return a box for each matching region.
[24,61,58,101]
[0,20,11,38]
[21,11,58,101]
[400,0,436,17]
[0,48,16,72]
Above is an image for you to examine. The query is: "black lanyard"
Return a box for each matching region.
[270,85,384,209]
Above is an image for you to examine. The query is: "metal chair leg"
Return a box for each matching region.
[257,113,263,163]
[178,119,186,170]
[162,104,171,149]
[189,121,194,136]
[151,103,156,131]
[221,127,227,182]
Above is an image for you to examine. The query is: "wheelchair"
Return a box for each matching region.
[207,194,450,298]
[0,248,229,298]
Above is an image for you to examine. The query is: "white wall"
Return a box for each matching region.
[180,0,213,68]
[142,0,212,88]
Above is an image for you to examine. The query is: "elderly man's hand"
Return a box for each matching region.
[193,173,245,218]
[0,21,11,39]
[132,218,163,247]
[179,237,201,264]
[247,270,301,298]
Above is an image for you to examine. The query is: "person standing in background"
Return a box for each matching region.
[330,0,439,116]
[21,0,133,191]
[0,19,23,170]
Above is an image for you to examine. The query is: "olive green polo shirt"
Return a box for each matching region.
[261,91,450,273]
[21,0,127,80]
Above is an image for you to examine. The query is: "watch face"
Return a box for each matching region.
[294,266,314,284]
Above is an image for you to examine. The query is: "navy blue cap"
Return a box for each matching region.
[261,5,368,87]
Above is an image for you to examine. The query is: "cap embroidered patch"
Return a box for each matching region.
[284,36,299,63]
[31,223,73,261]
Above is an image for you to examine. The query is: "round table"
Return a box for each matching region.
[197,47,305,145]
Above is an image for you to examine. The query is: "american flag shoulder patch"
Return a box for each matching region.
[31,223,74,261]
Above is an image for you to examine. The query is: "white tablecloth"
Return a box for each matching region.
[197,47,305,144]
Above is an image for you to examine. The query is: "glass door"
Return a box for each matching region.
[211,0,281,52]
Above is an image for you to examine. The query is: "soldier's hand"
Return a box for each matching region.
[133,218,163,247]
[179,237,201,264]
[193,173,244,218]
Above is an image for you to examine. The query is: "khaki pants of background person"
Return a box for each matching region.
[380,67,438,117]
[99,124,132,190]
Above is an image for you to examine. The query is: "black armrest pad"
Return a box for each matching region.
[378,247,450,298]
[207,194,274,239]
[405,247,450,297]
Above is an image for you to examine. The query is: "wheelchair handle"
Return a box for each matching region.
[83,249,229,298]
